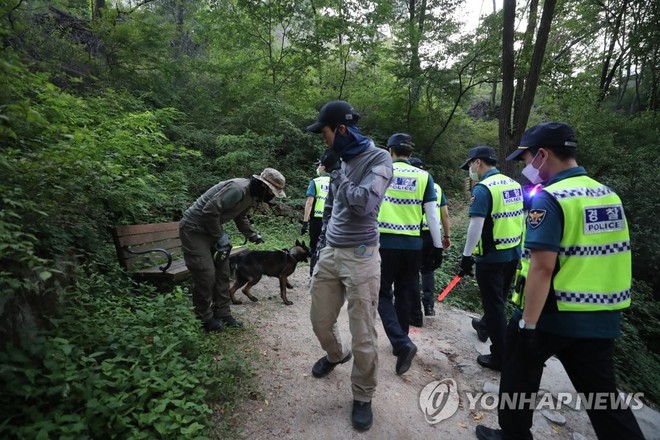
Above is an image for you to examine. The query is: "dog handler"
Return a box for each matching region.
[306,100,393,431]
[475,122,644,440]
[179,168,286,333]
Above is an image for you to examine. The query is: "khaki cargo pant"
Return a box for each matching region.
[310,245,381,401]
[179,224,231,322]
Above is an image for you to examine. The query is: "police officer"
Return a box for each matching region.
[459,146,523,371]
[377,134,443,375]
[301,149,341,275]
[475,122,645,440]
[179,168,286,332]
[408,157,451,322]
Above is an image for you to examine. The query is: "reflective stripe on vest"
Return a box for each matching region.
[422,183,442,232]
[544,176,631,312]
[313,176,330,218]
[378,162,428,236]
[474,174,524,256]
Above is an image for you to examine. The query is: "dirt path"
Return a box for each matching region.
[231,267,660,440]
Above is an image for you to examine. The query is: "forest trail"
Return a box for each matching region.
[231,267,660,440]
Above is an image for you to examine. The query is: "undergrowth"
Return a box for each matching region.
[0,266,258,439]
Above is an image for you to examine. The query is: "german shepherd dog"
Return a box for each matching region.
[229,240,310,306]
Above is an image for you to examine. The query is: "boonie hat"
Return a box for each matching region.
[306,100,360,133]
[253,168,286,198]
[460,146,497,170]
[506,122,578,161]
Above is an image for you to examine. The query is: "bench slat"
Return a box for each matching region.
[112,221,249,289]
[114,222,179,238]
[116,229,181,248]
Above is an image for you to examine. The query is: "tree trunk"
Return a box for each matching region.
[94,0,105,19]
[498,0,516,174]
[490,0,498,108]
[499,0,557,176]
[598,0,629,103]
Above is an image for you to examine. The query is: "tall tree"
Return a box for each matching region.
[499,0,557,175]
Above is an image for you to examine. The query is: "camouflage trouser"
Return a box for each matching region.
[179,225,231,322]
[309,245,381,401]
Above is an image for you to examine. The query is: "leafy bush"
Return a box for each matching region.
[0,268,255,439]
[616,280,660,404]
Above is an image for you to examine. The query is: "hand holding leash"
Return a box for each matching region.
[213,233,232,261]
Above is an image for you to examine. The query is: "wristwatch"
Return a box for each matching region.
[519,318,536,330]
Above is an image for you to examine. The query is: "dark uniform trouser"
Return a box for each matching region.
[411,231,435,321]
[378,248,421,351]
[179,226,231,322]
[475,259,518,361]
[308,217,323,275]
[499,319,646,440]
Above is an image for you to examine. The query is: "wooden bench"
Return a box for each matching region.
[111,221,248,286]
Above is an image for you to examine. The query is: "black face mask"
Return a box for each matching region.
[250,178,275,202]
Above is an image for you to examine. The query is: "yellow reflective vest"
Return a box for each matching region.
[543,176,631,312]
[474,174,524,256]
[378,162,429,236]
[422,183,442,232]
[312,175,330,218]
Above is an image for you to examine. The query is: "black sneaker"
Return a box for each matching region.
[471,318,488,342]
[395,343,417,375]
[409,316,423,328]
[219,315,244,328]
[202,318,224,333]
[477,354,501,372]
[424,305,435,316]
[351,400,373,431]
[311,352,352,378]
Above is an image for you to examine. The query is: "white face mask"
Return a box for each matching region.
[468,161,480,181]
[316,166,323,176]
[522,151,546,184]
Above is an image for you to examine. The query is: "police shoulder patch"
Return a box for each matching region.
[528,209,546,228]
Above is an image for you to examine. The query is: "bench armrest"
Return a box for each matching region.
[123,246,173,272]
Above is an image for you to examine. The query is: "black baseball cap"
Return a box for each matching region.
[306,100,360,133]
[506,122,578,161]
[387,133,414,148]
[460,146,497,170]
[408,157,424,169]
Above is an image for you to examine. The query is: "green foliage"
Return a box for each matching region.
[0,185,55,295]
[0,268,256,439]
[2,0,659,426]
[616,280,660,404]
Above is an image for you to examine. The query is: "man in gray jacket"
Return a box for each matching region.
[306,100,393,431]
[179,168,286,332]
